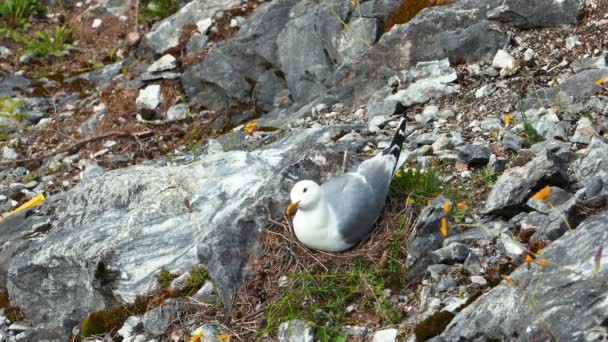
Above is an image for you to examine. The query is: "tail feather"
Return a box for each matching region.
[382,117,407,173]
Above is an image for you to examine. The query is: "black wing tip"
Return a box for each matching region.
[382,115,408,160]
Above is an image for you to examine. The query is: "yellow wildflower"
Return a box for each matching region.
[189,331,205,342]
[595,77,606,87]
[539,258,547,271]
[244,121,258,135]
[217,334,232,341]
[504,113,512,126]
[456,202,467,210]
[406,197,416,205]
[530,185,551,201]
[443,201,450,214]
[351,0,357,7]
[502,275,513,285]
[440,217,448,237]
[525,254,533,264]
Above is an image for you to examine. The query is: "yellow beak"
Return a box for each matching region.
[286,202,299,216]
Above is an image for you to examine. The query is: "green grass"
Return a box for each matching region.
[390,167,446,203]
[22,25,72,58]
[140,0,176,23]
[0,0,46,28]
[263,233,406,341]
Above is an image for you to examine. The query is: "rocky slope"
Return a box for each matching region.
[1,0,608,341]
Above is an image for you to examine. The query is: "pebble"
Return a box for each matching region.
[92,18,103,28]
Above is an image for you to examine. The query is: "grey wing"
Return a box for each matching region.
[357,153,395,198]
[321,172,388,245]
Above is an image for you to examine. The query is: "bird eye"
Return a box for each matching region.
[303,188,308,193]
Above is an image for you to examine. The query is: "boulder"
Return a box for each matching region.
[483,151,569,216]
[138,0,241,57]
[4,126,370,339]
[406,197,458,281]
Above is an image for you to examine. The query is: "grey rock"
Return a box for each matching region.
[530,138,574,164]
[581,177,608,208]
[169,271,190,290]
[0,46,12,59]
[78,160,104,180]
[525,186,572,214]
[136,85,162,111]
[406,197,457,281]
[107,154,130,165]
[483,152,568,216]
[560,69,608,101]
[443,227,493,247]
[142,298,182,337]
[75,60,125,89]
[431,243,470,265]
[501,131,522,152]
[457,144,491,167]
[182,0,298,111]
[496,233,524,259]
[491,49,515,70]
[426,264,449,282]
[366,89,400,129]
[570,116,596,144]
[148,54,177,73]
[341,325,368,336]
[486,0,580,28]
[0,72,32,98]
[253,70,290,112]
[191,280,218,304]
[573,137,608,185]
[78,104,106,136]
[436,277,457,292]
[335,17,380,62]
[278,319,314,342]
[165,103,190,121]
[138,0,240,56]
[470,275,487,286]
[117,316,143,338]
[186,33,209,54]
[570,55,607,72]
[440,211,608,341]
[371,328,398,342]
[140,71,181,81]
[5,126,368,339]
[464,253,482,275]
[2,147,18,161]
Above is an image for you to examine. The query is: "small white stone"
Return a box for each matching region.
[475,84,493,98]
[103,140,118,149]
[148,54,177,73]
[229,18,239,28]
[470,276,488,286]
[565,35,580,50]
[92,18,103,28]
[2,146,18,160]
[0,46,12,59]
[371,328,398,342]
[196,17,213,34]
[492,49,516,70]
[136,85,162,111]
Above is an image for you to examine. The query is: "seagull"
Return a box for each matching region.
[286,117,408,252]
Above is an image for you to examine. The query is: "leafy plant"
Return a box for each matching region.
[522,122,544,148]
[140,0,176,23]
[182,265,208,294]
[22,25,72,58]
[156,268,177,288]
[477,166,497,188]
[390,167,445,203]
[0,0,46,27]
[0,97,26,122]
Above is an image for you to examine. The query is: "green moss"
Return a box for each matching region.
[182,265,208,294]
[81,306,128,337]
[156,268,178,289]
[522,122,544,148]
[414,311,455,341]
